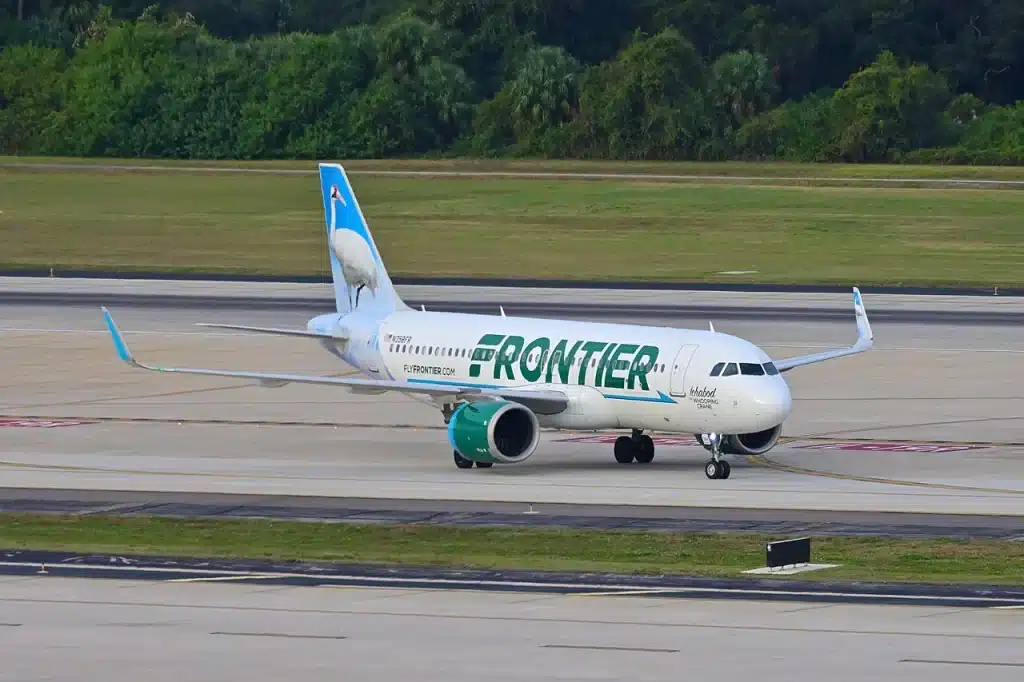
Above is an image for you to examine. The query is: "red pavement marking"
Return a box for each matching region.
[793,441,988,453]
[0,418,97,428]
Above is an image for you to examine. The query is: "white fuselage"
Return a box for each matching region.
[308,309,793,436]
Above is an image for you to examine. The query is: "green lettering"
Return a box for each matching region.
[519,337,550,382]
[469,334,505,378]
[548,339,582,383]
[603,343,637,389]
[627,345,660,390]
[545,340,565,383]
[576,341,607,385]
[594,343,618,388]
[493,335,524,380]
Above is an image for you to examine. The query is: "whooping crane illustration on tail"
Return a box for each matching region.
[329,176,385,311]
[101,162,875,480]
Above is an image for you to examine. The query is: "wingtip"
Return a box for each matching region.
[101,306,133,364]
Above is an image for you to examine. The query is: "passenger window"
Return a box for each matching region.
[710,362,725,377]
[721,363,738,377]
[740,362,765,376]
[764,362,779,375]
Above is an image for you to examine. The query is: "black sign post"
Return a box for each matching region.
[765,537,811,569]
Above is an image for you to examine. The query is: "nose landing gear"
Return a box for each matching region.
[699,432,731,479]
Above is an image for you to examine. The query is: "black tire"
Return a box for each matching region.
[704,459,721,479]
[454,449,474,469]
[614,436,635,463]
[720,460,731,479]
[635,435,655,463]
[475,461,493,468]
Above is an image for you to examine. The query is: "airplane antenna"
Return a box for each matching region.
[421,305,426,312]
[709,321,715,332]
[499,306,506,317]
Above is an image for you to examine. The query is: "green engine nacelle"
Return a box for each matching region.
[447,400,540,464]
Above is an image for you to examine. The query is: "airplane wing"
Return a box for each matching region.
[101,308,568,414]
[772,287,874,372]
[194,322,347,340]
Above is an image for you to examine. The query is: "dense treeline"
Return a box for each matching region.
[3,1,1024,162]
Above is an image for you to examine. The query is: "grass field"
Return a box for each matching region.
[2,160,1022,287]
[1,515,1021,585]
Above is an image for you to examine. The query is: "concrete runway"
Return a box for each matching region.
[2,576,1023,682]
[1,290,1022,520]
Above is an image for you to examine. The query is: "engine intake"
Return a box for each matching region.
[448,400,540,464]
[721,424,783,455]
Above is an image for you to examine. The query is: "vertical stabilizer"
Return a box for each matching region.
[319,163,407,316]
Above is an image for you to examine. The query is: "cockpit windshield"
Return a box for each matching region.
[710,361,779,377]
[739,363,764,375]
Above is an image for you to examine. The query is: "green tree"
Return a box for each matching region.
[708,50,775,128]
[831,50,952,161]
[0,43,67,153]
[574,28,709,159]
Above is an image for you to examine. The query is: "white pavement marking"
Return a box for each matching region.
[0,562,1020,605]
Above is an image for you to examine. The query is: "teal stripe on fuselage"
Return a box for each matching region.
[602,391,678,404]
[407,378,504,389]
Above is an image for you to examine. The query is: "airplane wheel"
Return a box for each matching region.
[635,435,655,463]
[613,436,635,463]
[475,462,493,468]
[720,460,731,479]
[454,450,474,469]
[704,459,723,479]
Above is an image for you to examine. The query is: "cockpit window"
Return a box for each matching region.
[740,362,765,376]
[709,362,725,377]
[764,361,779,375]
[721,362,738,377]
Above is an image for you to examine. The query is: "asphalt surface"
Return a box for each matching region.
[4,575,1023,682]
[2,282,1022,539]
[2,288,1021,325]
[2,549,1023,608]
[1,488,1021,540]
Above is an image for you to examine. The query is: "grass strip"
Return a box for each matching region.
[2,166,1021,288]
[0,514,1021,585]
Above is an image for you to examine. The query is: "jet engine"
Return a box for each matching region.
[717,424,783,455]
[448,400,540,464]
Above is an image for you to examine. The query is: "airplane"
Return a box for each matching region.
[101,162,874,480]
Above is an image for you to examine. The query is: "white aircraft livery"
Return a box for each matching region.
[102,162,874,480]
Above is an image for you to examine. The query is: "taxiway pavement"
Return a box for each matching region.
[0,289,1021,523]
[2,575,1023,682]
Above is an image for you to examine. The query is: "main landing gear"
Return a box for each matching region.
[698,432,731,479]
[453,450,492,469]
[614,429,655,464]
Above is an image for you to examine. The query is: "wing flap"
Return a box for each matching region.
[773,287,874,372]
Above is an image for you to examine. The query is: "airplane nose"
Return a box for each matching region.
[755,378,792,427]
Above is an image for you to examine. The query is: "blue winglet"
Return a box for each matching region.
[101,307,134,364]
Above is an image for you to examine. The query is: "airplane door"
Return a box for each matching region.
[669,344,699,396]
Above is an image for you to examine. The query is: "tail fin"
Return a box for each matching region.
[319,163,407,316]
